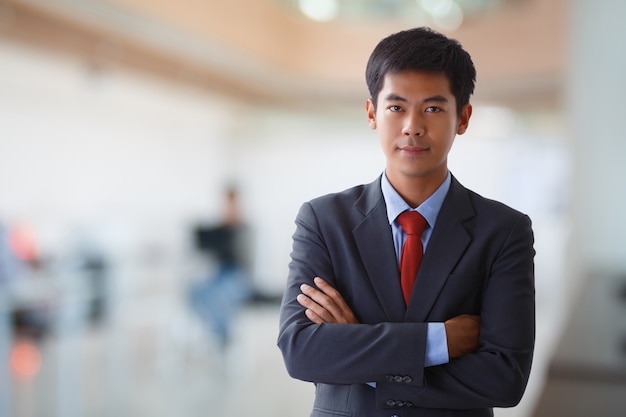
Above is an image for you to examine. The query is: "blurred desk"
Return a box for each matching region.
[533,274,626,416]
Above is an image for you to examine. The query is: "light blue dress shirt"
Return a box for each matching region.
[381,171,451,367]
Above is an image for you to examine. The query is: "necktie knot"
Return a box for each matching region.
[397,211,427,236]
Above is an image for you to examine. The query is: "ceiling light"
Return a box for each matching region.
[298,0,339,22]
[419,0,454,18]
[432,2,464,31]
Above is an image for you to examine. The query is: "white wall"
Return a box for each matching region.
[0,40,237,295]
[0,38,571,302]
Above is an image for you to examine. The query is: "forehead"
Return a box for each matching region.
[379,70,453,99]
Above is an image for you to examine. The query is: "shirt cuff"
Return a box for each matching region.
[425,322,449,367]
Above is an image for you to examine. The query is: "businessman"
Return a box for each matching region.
[277,27,535,416]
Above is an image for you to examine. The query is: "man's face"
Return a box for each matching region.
[366,70,471,188]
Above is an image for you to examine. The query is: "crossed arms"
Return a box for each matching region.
[298,276,480,360]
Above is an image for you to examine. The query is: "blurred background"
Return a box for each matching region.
[0,0,624,416]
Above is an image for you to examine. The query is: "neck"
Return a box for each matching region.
[387,171,447,208]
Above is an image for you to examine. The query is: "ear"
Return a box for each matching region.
[456,104,472,135]
[366,99,377,130]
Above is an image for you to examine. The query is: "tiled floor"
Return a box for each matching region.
[6,302,313,417]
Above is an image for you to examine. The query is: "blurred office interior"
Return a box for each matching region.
[0,0,625,416]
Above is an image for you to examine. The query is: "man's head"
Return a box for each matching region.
[365,27,476,117]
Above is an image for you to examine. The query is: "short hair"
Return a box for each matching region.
[365,27,476,116]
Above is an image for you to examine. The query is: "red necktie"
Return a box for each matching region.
[397,211,427,305]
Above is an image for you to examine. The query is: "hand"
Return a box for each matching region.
[297,277,359,324]
[444,314,480,359]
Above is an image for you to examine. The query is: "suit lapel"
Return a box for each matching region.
[353,178,406,322]
[406,177,476,321]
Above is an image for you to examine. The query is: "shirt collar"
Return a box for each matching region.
[381,171,451,229]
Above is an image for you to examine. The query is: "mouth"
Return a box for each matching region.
[399,145,429,156]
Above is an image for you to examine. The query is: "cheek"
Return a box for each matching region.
[378,134,394,154]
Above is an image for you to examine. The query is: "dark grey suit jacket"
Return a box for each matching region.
[277,175,535,417]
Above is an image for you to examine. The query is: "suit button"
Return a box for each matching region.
[394,375,403,383]
[403,375,413,383]
[386,400,396,407]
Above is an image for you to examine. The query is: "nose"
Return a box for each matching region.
[402,111,425,137]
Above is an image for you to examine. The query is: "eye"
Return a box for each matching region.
[388,105,403,112]
[425,106,441,113]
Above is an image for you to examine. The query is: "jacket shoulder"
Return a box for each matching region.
[469,191,531,227]
[451,175,529,220]
[307,178,380,212]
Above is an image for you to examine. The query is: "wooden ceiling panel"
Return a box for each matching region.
[0,0,566,108]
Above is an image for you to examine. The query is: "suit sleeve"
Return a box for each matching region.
[277,201,430,387]
[377,213,536,409]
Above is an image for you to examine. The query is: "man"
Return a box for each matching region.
[277,27,535,416]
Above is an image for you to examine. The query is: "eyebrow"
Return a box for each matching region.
[383,93,449,104]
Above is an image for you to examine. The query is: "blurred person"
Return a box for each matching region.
[278,27,535,416]
[1,223,52,340]
[189,186,253,348]
[64,233,110,326]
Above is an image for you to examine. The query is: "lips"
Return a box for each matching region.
[400,146,428,156]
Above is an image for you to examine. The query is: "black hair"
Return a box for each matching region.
[365,27,476,116]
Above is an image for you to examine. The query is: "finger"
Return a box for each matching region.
[301,279,359,324]
[302,281,347,323]
[304,308,324,324]
[311,279,358,324]
[301,283,337,314]
[300,284,333,312]
[300,282,324,298]
[297,293,333,323]
[300,283,349,324]
[313,277,338,296]
[312,278,351,315]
